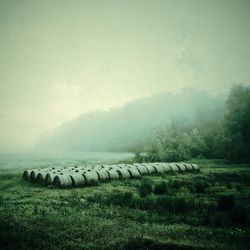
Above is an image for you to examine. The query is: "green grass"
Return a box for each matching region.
[0,160,250,249]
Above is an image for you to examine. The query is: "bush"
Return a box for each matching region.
[109,191,133,206]
[218,195,235,211]
[153,181,170,195]
[170,180,181,190]
[229,206,249,226]
[194,181,207,193]
[138,181,153,197]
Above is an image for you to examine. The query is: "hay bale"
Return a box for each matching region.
[97,170,110,181]
[161,163,172,172]
[37,172,49,184]
[116,169,131,179]
[30,170,41,182]
[45,173,57,185]
[69,174,85,187]
[134,164,148,174]
[152,163,165,174]
[184,163,194,171]
[127,168,141,178]
[83,172,99,184]
[53,174,73,188]
[143,164,157,174]
[176,163,187,171]
[23,170,32,181]
[107,170,119,180]
[169,163,180,172]
[192,164,200,170]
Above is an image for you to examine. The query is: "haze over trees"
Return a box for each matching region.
[35,84,250,163]
[138,84,250,163]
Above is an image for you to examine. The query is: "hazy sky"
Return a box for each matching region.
[0,0,250,152]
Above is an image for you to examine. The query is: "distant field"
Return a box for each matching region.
[0,159,250,250]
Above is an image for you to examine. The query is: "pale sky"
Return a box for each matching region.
[0,0,250,152]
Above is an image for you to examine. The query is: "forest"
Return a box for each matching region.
[134,84,250,163]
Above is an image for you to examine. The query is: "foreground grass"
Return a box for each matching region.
[0,160,250,249]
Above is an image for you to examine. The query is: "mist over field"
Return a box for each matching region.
[0,0,250,154]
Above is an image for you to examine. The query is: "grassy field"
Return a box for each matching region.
[0,159,250,250]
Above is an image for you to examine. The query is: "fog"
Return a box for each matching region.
[0,0,250,153]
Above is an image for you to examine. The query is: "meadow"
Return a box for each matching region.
[0,159,249,250]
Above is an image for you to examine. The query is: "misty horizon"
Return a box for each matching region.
[1,0,250,153]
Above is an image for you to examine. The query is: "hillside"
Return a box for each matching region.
[35,90,226,152]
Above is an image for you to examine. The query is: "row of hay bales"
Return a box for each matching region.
[23,162,199,188]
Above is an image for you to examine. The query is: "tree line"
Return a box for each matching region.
[134,84,250,163]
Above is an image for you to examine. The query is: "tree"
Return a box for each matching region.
[224,84,250,162]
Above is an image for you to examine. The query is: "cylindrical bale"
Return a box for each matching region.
[30,170,41,182]
[127,168,141,178]
[142,164,157,174]
[107,170,119,180]
[53,174,73,188]
[192,164,200,170]
[116,169,131,179]
[45,173,58,185]
[134,164,149,175]
[184,163,194,171]
[83,171,99,184]
[161,163,172,172]
[124,164,133,169]
[176,163,187,171]
[23,170,32,181]
[152,163,165,174]
[97,170,110,181]
[169,163,180,172]
[69,174,85,187]
[37,172,49,184]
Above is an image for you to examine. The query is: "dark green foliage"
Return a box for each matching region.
[138,181,153,197]
[133,84,250,163]
[218,195,235,211]
[123,236,200,250]
[229,206,249,226]
[224,84,250,162]
[153,181,170,195]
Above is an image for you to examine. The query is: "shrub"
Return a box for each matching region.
[226,182,232,189]
[194,181,206,193]
[138,181,153,197]
[170,180,181,190]
[229,206,249,226]
[105,191,134,207]
[218,195,235,211]
[153,181,170,195]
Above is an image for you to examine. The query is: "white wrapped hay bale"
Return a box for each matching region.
[53,174,73,188]
[192,164,200,170]
[176,163,187,171]
[30,170,42,182]
[134,164,148,175]
[184,163,194,171]
[143,164,157,174]
[116,169,131,179]
[107,169,119,180]
[69,173,85,187]
[169,163,180,172]
[23,170,32,181]
[37,172,49,184]
[152,163,165,174]
[83,171,99,184]
[127,168,141,178]
[161,163,172,172]
[45,172,58,185]
[97,170,110,181]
